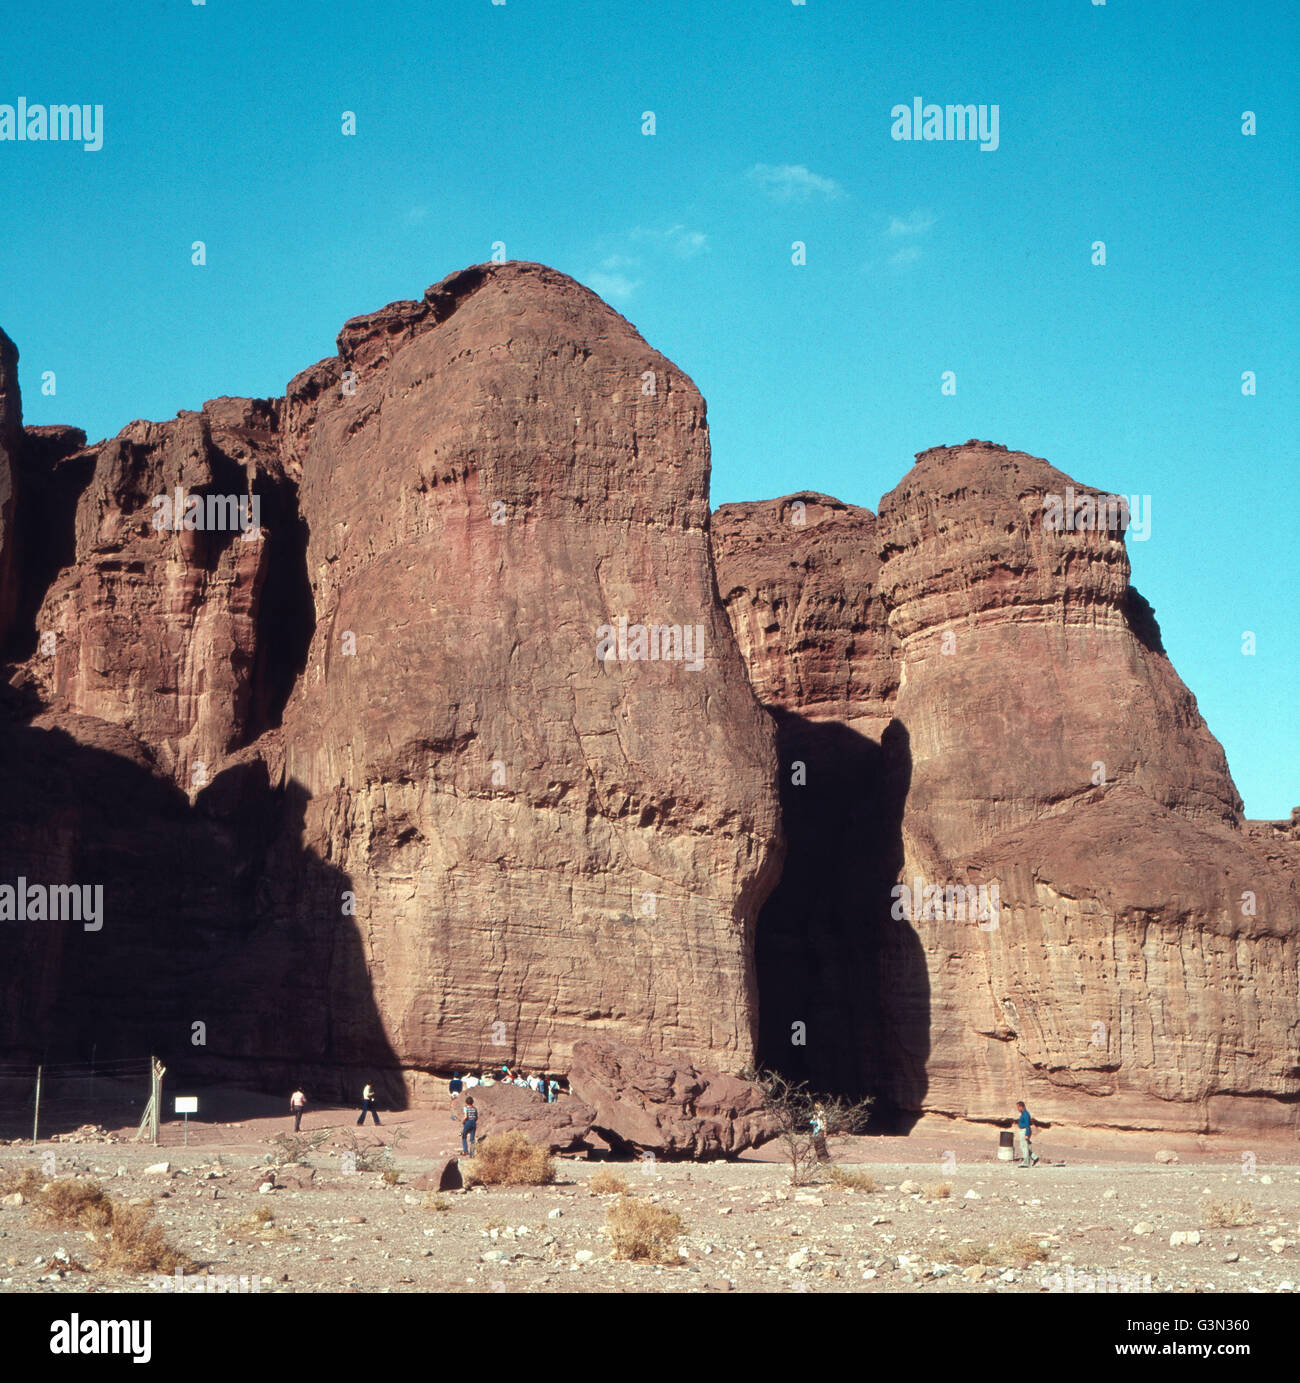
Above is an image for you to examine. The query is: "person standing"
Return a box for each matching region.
[460,1096,478,1157]
[810,1102,830,1162]
[547,1077,559,1104]
[356,1081,381,1127]
[290,1087,307,1132]
[448,1072,463,1122]
[1014,1101,1039,1166]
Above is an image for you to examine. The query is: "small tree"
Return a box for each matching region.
[741,1066,874,1186]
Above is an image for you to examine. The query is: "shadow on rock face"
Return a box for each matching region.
[0,716,402,1136]
[754,711,928,1132]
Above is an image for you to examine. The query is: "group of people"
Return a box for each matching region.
[447,1068,564,1156]
[447,1068,561,1101]
[291,1081,1041,1170]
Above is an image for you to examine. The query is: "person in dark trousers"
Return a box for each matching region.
[448,1072,463,1122]
[460,1096,478,1157]
[1015,1100,1039,1166]
[356,1081,381,1126]
[811,1102,830,1162]
[290,1088,307,1132]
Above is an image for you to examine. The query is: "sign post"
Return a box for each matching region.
[174,1096,198,1146]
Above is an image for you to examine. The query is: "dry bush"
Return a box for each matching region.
[950,1236,1048,1270]
[424,1194,450,1212]
[233,1207,293,1241]
[99,1203,193,1274]
[1199,1197,1254,1228]
[338,1128,406,1175]
[381,1168,401,1186]
[922,1182,952,1200]
[590,1168,630,1195]
[607,1194,686,1264]
[36,1179,192,1274]
[35,1178,112,1229]
[828,1166,878,1192]
[270,1130,330,1166]
[0,1166,44,1199]
[463,1131,555,1187]
[739,1066,874,1187]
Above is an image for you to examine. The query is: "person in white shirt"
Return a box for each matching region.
[464,1074,480,1088]
[356,1081,380,1126]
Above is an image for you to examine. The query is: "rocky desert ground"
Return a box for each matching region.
[3,1101,1297,1296]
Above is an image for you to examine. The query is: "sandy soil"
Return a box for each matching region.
[2,1097,1297,1295]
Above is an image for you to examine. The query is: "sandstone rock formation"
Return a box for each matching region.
[717,441,1299,1135]
[2,270,1295,1142]
[457,1080,598,1155]
[274,263,782,1087]
[0,328,22,646]
[0,263,782,1120]
[567,1038,779,1157]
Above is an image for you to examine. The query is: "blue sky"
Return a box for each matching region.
[2,0,1295,816]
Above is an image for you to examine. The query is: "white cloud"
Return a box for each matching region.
[886,210,936,237]
[586,270,641,303]
[889,245,922,266]
[746,163,843,202]
[630,224,709,258]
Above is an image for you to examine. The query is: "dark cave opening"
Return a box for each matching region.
[754,712,928,1133]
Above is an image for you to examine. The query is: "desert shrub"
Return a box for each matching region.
[950,1236,1048,1269]
[36,1179,192,1274]
[828,1166,877,1192]
[35,1178,113,1229]
[463,1131,554,1187]
[607,1195,686,1264]
[233,1209,292,1241]
[922,1182,952,1200]
[739,1066,874,1186]
[270,1130,330,1166]
[589,1168,630,1195]
[0,1166,44,1199]
[1199,1197,1254,1228]
[99,1203,193,1274]
[339,1128,406,1175]
[424,1194,450,1212]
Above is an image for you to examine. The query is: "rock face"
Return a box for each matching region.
[276,263,782,1085]
[2,270,1296,1142]
[713,495,910,1103]
[0,263,783,1112]
[0,328,22,646]
[717,441,1299,1134]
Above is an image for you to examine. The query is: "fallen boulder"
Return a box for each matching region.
[568,1038,780,1158]
[468,1082,596,1154]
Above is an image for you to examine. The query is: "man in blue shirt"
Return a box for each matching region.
[1015,1101,1039,1166]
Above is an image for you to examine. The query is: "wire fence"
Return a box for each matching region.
[0,1057,153,1143]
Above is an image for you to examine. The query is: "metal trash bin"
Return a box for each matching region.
[998,1129,1015,1161]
